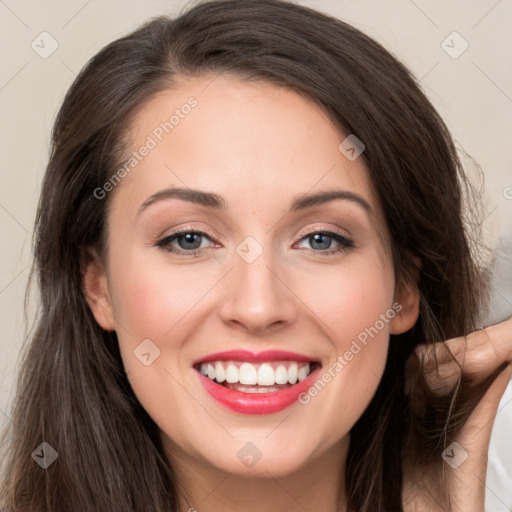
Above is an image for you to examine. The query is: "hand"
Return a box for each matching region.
[403,317,512,512]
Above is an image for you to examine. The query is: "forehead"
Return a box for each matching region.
[110,74,385,232]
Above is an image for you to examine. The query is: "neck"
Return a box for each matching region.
[161,434,349,512]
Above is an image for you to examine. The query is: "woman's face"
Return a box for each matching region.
[84,75,418,478]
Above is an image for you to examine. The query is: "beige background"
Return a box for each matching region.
[1,0,511,509]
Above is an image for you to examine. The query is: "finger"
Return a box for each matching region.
[416,317,512,391]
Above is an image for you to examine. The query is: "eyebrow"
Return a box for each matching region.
[137,187,372,217]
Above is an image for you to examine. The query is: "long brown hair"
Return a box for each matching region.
[0,0,495,510]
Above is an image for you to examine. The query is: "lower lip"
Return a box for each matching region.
[195,366,321,415]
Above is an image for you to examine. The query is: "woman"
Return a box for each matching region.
[1,0,510,510]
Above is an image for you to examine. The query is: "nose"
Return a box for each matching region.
[218,246,298,335]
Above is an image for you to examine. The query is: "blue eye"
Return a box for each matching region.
[155,230,213,257]
[155,229,354,258]
[297,231,354,254]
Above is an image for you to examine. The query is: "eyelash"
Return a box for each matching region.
[155,227,355,258]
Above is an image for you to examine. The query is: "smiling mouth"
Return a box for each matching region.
[194,360,322,393]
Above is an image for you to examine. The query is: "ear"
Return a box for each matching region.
[80,247,116,331]
[390,257,421,335]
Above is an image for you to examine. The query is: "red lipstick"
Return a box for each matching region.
[193,350,322,415]
[192,349,321,365]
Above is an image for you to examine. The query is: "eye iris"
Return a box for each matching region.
[178,233,202,250]
[310,233,332,250]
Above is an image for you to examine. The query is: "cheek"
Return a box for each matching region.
[106,248,225,398]
[108,249,218,340]
[294,252,394,429]
[302,249,394,346]
[106,253,207,422]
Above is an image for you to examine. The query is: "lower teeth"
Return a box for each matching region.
[220,381,292,393]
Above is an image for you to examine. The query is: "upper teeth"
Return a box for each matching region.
[199,361,312,385]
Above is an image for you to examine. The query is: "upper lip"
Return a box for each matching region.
[192,349,322,366]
